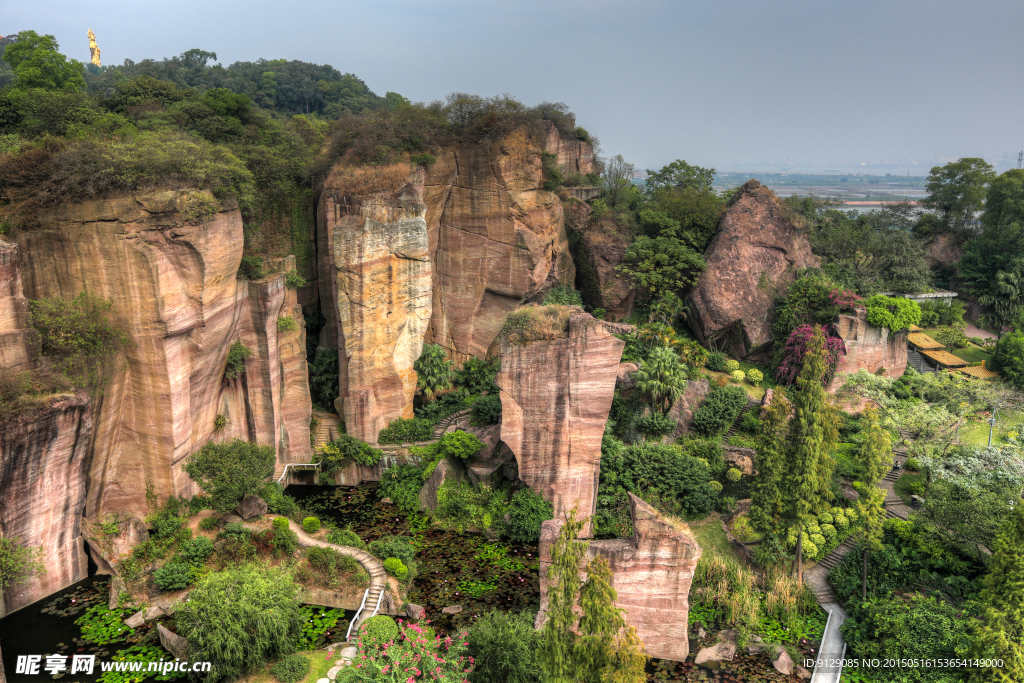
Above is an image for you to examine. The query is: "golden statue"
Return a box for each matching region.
[87,29,101,67]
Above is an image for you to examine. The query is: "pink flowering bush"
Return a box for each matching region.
[827,288,862,312]
[774,324,847,387]
[339,619,474,683]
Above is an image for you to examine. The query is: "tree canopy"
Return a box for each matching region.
[2,30,85,92]
[183,439,276,512]
[920,157,996,236]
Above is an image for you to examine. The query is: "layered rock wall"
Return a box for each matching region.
[0,240,35,372]
[318,173,431,443]
[538,493,702,662]
[832,309,908,381]
[688,179,819,360]
[10,191,312,522]
[0,395,92,617]
[497,311,623,537]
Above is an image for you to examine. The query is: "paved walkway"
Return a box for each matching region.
[810,603,848,683]
[965,323,996,340]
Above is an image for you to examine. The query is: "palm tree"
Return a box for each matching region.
[648,292,689,326]
[413,343,453,402]
[634,346,688,413]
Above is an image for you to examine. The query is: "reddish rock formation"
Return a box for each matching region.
[538,493,702,662]
[574,214,636,321]
[925,233,962,266]
[317,168,431,443]
[0,394,91,617]
[832,309,908,382]
[498,311,623,537]
[542,120,597,176]
[0,240,34,373]
[665,377,711,442]
[2,190,312,612]
[688,180,819,360]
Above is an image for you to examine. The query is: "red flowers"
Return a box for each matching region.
[775,325,847,387]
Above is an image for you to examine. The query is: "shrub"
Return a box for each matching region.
[367,536,416,566]
[175,564,303,682]
[747,368,764,386]
[709,480,723,494]
[821,524,837,540]
[801,539,818,560]
[382,557,408,581]
[414,343,454,402]
[259,482,302,518]
[774,324,846,387]
[199,516,219,531]
[690,384,748,436]
[302,517,321,534]
[438,430,485,462]
[284,270,306,288]
[717,495,738,514]
[410,152,436,166]
[844,507,858,523]
[276,316,298,333]
[806,521,821,535]
[818,512,834,525]
[471,393,502,425]
[377,464,424,513]
[730,370,745,382]
[505,488,554,543]
[213,413,227,431]
[238,256,266,280]
[726,468,742,483]
[183,439,275,513]
[326,528,366,549]
[542,285,583,306]
[455,356,500,393]
[466,609,542,683]
[739,411,760,434]
[359,615,399,653]
[153,562,193,591]
[724,359,740,373]
[834,514,850,532]
[810,532,826,548]
[272,516,290,530]
[377,417,434,444]
[499,305,575,345]
[864,294,922,331]
[271,654,310,683]
[315,435,383,479]
[706,351,728,372]
[305,545,356,574]
[905,457,921,471]
[435,480,510,534]
[636,411,676,437]
[178,537,215,565]
[224,341,253,380]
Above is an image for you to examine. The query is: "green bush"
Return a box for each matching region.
[302,517,321,534]
[709,480,723,494]
[183,438,275,513]
[818,512,834,525]
[636,411,676,437]
[382,557,408,581]
[305,546,356,574]
[690,384,748,437]
[175,564,303,682]
[199,516,219,531]
[438,430,485,462]
[747,368,764,386]
[435,480,510,534]
[599,440,715,517]
[271,654,310,683]
[367,536,416,566]
[864,294,922,331]
[724,359,740,373]
[821,524,837,540]
[801,539,818,560]
[153,562,193,591]
[410,152,436,166]
[178,537,215,565]
[270,526,299,558]
[276,316,298,333]
[273,516,290,530]
[471,393,502,425]
[284,270,306,288]
[726,467,742,483]
[238,256,266,280]
[504,488,554,543]
[377,417,434,444]
[326,527,366,549]
[455,357,500,394]
[359,615,399,654]
[415,388,474,424]
[315,435,382,481]
[730,370,746,383]
[739,411,760,434]
[542,285,583,306]
[219,522,252,539]
[259,482,302,518]
[224,341,253,380]
[377,464,424,513]
[905,457,921,471]
[466,609,542,683]
[706,351,728,372]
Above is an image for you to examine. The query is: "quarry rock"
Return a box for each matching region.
[405,603,426,620]
[688,179,819,360]
[317,169,431,443]
[615,362,639,391]
[158,624,188,661]
[442,605,463,614]
[722,445,756,476]
[124,610,145,628]
[665,378,711,441]
[574,214,636,322]
[832,308,908,382]
[538,494,702,662]
[235,494,268,520]
[694,641,736,667]
[0,239,35,373]
[771,645,794,675]
[418,456,466,511]
[498,311,624,537]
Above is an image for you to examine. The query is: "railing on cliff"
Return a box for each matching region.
[275,462,320,485]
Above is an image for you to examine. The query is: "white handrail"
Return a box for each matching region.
[275,462,320,485]
[368,590,384,619]
[345,588,370,641]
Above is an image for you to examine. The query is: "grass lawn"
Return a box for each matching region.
[957,407,1024,447]
[239,651,337,683]
[919,327,993,365]
[702,368,767,401]
[688,512,735,558]
[894,472,927,506]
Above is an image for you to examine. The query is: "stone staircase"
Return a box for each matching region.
[313,410,343,450]
[817,538,857,572]
[724,399,761,438]
[431,409,473,439]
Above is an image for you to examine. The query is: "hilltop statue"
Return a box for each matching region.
[87,29,100,67]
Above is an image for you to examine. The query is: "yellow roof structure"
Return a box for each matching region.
[907,332,944,350]
[920,349,969,368]
[909,324,923,332]
[957,365,999,379]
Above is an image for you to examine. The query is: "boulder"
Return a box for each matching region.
[405,603,426,620]
[499,312,624,537]
[234,495,268,520]
[442,605,463,614]
[220,514,244,527]
[144,604,166,621]
[744,633,766,655]
[108,576,127,611]
[694,641,736,667]
[418,456,465,511]
[771,645,794,675]
[465,423,501,461]
[722,446,756,476]
[832,308,908,383]
[796,665,812,679]
[687,179,819,360]
[665,378,711,441]
[158,624,188,660]
[616,362,639,391]
[124,610,145,628]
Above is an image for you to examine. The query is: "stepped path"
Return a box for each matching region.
[250,516,388,639]
[724,398,761,439]
[272,411,342,484]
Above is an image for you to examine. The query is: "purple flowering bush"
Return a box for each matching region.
[340,618,475,683]
[774,324,847,387]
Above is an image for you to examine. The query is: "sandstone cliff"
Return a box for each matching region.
[538,493,702,662]
[0,240,34,373]
[570,210,637,322]
[832,308,908,381]
[497,310,623,538]
[688,179,819,360]
[5,189,312,542]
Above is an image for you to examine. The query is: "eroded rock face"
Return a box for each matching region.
[832,309,908,382]
[9,190,311,525]
[665,378,711,442]
[538,494,702,662]
[542,120,598,176]
[498,312,623,537]
[688,180,819,360]
[318,172,431,443]
[0,240,35,373]
[574,214,636,322]
[0,395,92,617]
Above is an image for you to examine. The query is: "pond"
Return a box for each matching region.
[286,483,542,633]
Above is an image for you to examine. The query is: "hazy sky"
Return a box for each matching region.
[7,0,1024,173]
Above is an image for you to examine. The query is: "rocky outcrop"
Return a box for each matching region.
[235,494,268,520]
[832,309,908,382]
[538,493,702,662]
[3,191,311,597]
[665,378,711,442]
[0,240,35,373]
[688,180,819,360]
[573,214,636,322]
[925,233,962,266]
[158,624,189,660]
[498,311,623,537]
[542,120,598,176]
[418,456,465,512]
[0,394,92,617]
[317,170,431,443]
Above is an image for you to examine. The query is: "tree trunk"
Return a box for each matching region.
[862,548,868,600]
